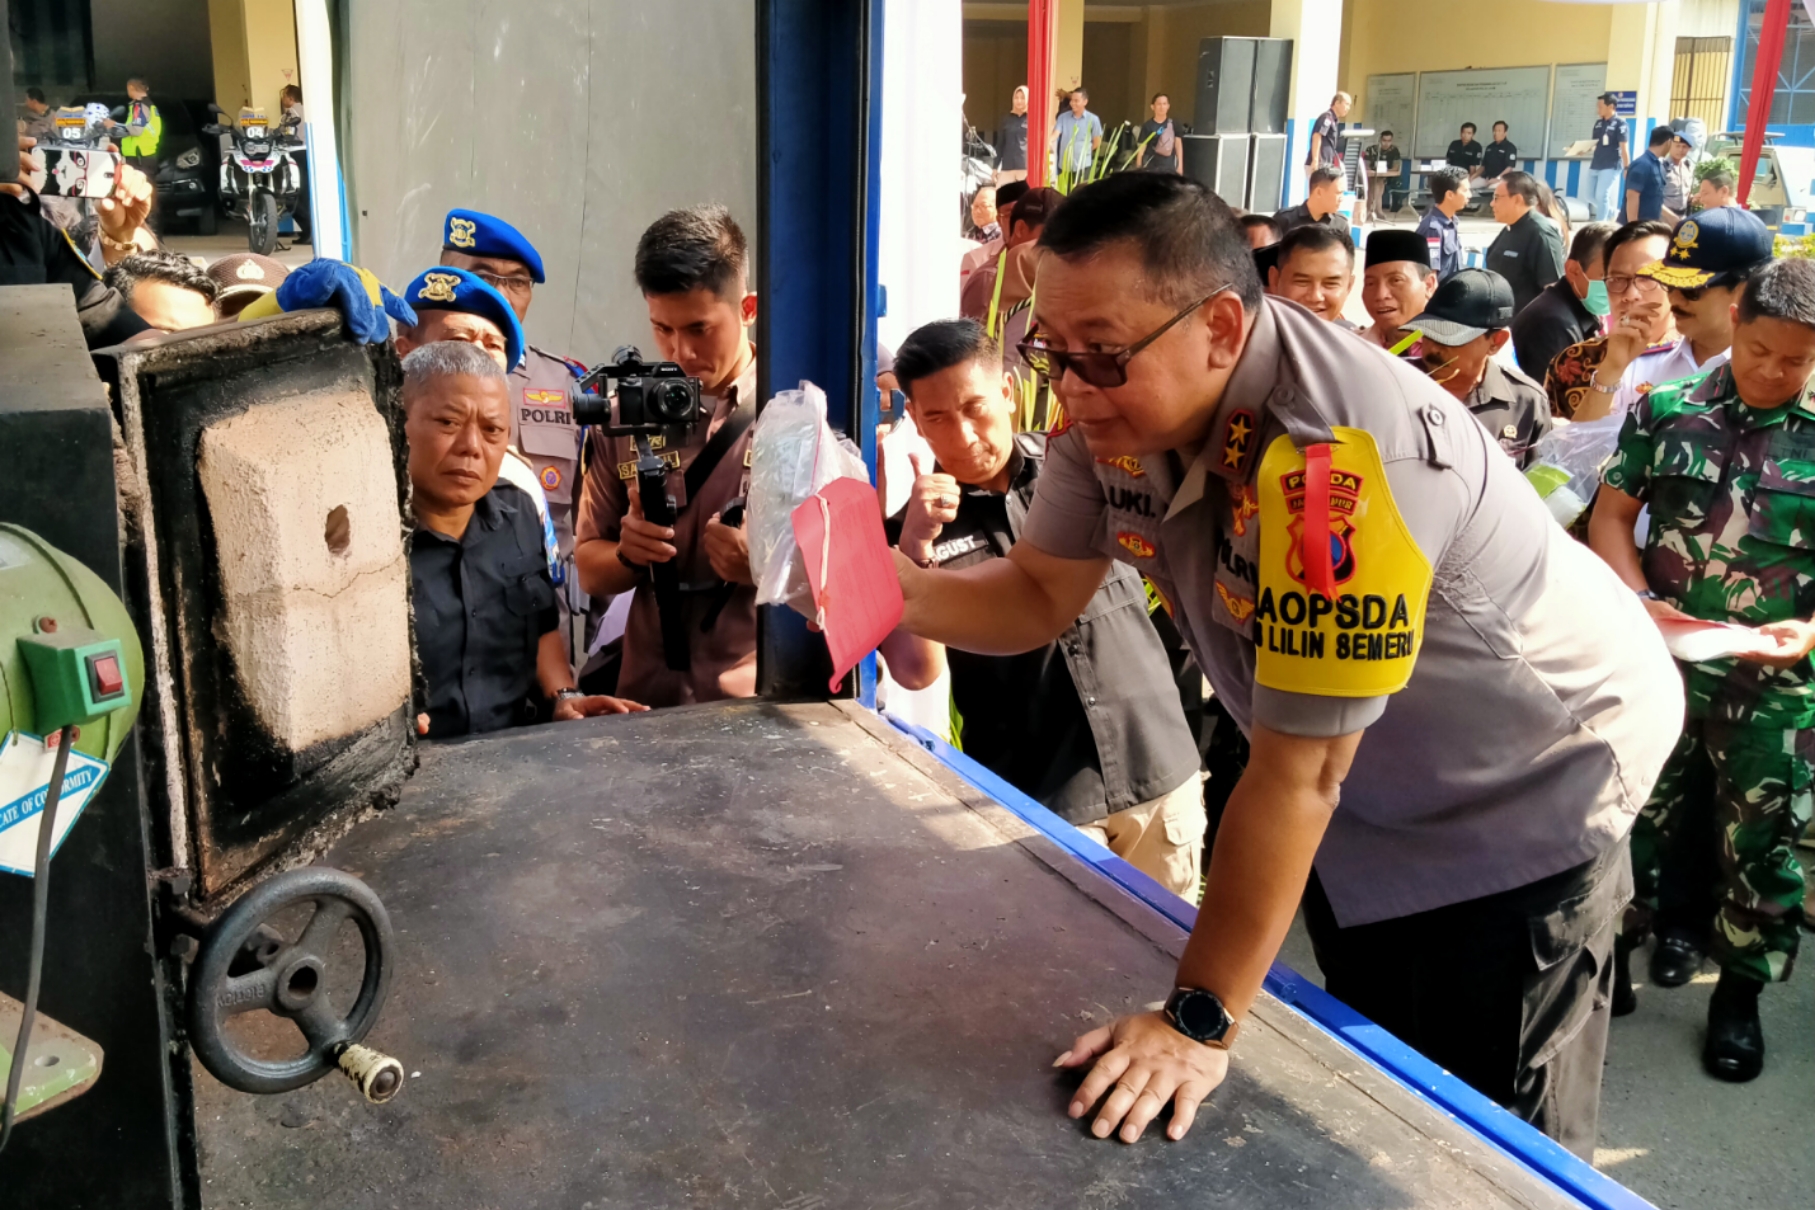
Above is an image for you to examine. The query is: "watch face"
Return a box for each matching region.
[1177,990,1230,1042]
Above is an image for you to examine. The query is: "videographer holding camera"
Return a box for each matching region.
[573,206,759,706]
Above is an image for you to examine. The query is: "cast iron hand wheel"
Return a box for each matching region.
[188,866,395,1094]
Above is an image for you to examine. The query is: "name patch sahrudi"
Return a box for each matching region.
[1254,429,1432,697]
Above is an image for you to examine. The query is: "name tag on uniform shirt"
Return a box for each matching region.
[1502,250,1520,259]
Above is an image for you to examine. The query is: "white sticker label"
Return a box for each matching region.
[0,732,111,877]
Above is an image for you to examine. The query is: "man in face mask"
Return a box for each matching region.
[1510,221,1615,384]
[1409,269,1551,467]
[1545,220,1677,422]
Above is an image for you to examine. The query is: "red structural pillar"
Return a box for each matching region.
[1026,0,1056,186]
[1740,0,1791,207]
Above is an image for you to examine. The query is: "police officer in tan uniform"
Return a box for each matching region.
[573,206,759,707]
[894,174,1683,1157]
[438,209,586,560]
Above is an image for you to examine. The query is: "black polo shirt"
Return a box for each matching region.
[1481,138,1519,178]
[1446,139,1484,171]
[885,434,1199,824]
[1509,278,1599,386]
[1271,201,1348,237]
[411,484,558,739]
[1485,209,1566,316]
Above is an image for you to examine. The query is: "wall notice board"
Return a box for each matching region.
[1366,73,1418,148]
[1412,66,1552,160]
[1550,63,1609,157]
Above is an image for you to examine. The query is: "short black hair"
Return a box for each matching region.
[1429,167,1469,204]
[1737,258,1815,329]
[26,87,46,103]
[1460,122,1477,134]
[1567,221,1617,272]
[1010,186,1060,235]
[995,179,1030,210]
[1701,168,1737,192]
[1499,171,1542,206]
[103,251,218,305]
[1603,219,1674,270]
[1238,213,1280,242]
[1493,120,1508,132]
[1648,126,1676,150]
[1038,172,1262,310]
[1309,165,1344,191]
[893,319,999,396]
[1379,129,1394,139]
[1276,224,1355,274]
[1151,92,1169,104]
[634,205,749,300]
[1071,87,1089,101]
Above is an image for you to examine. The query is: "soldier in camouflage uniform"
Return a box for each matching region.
[1589,256,1815,1083]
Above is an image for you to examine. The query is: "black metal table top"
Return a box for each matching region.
[194,701,1575,1209]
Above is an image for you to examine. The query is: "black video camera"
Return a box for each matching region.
[571,347,704,436]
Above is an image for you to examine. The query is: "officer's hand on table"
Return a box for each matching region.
[704,511,754,586]
[552,694,649,721]
[898,471,961,565]
[1744,619,1815,669]
[1055,1010,1229,1143]
[619,484,677,566]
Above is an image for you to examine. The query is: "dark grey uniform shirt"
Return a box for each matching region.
[1021,297,1682,926]
[1462,358,1552,468]
[412,483,558,739]
[889,434,1199,824]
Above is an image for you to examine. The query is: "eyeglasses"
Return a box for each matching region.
[471,269,536,296]
[1017,286,1228,388]
[1605,273,1666,296]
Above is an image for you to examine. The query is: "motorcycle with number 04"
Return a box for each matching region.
[202,103,303,255]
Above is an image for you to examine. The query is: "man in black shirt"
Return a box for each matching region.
[1481,121,1519,179]
[1272,166,1347,236]
[1508,220,1614,384]
[404,341,645,738]
[1485,170,1565,316]
[1446,123,1484,178]
[878,319,1205,896]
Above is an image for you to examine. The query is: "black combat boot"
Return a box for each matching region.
[1612,934,1638,1017]
[1703,968,1765,1083]
[1650,929,1702,987]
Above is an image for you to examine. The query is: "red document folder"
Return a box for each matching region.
[791,477,905,692]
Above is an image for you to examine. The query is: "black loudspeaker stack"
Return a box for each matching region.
[1190,37,1294,210]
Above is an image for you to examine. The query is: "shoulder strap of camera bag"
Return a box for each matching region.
[683,390,757,504]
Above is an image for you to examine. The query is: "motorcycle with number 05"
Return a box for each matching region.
[202,103,303,255]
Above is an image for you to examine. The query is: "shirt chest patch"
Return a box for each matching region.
[521,388,573,427]
[931,532,992,565]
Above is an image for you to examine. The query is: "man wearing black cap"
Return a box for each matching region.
[1408,268,1551,467]
[1359,229,1437,351]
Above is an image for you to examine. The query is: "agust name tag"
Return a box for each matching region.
[1254,428,1433,698]
[618,450,683,480]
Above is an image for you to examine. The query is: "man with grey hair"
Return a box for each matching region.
[404,341,645,738]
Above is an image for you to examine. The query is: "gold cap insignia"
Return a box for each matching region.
[448,217,478,249]
[419,271,462,303]
[1670,219,1700,262]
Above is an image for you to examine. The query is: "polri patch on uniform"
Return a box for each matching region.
[1116,531,1156,558]
[1096,454,1145,478]
[524,388,568,408]
[540,466,561,490]
[1215,581,1255,623]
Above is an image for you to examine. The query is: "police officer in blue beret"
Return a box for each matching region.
[437,209,589,568]
[393,265,525,373]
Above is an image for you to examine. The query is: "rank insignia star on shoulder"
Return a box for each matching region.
[1223,410,1255,469]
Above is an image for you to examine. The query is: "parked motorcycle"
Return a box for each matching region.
[203,104,303,255]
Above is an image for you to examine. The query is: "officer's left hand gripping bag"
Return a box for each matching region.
[1253,429,1433,697]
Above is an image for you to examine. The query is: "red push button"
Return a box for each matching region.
[89,653,124,699]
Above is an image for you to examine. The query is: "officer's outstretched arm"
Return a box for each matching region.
[1057,723,1359,1145]
[895,539,1109,657]
[1586,485,1647,592]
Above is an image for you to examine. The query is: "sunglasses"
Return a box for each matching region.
[1017,286,1228,388]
